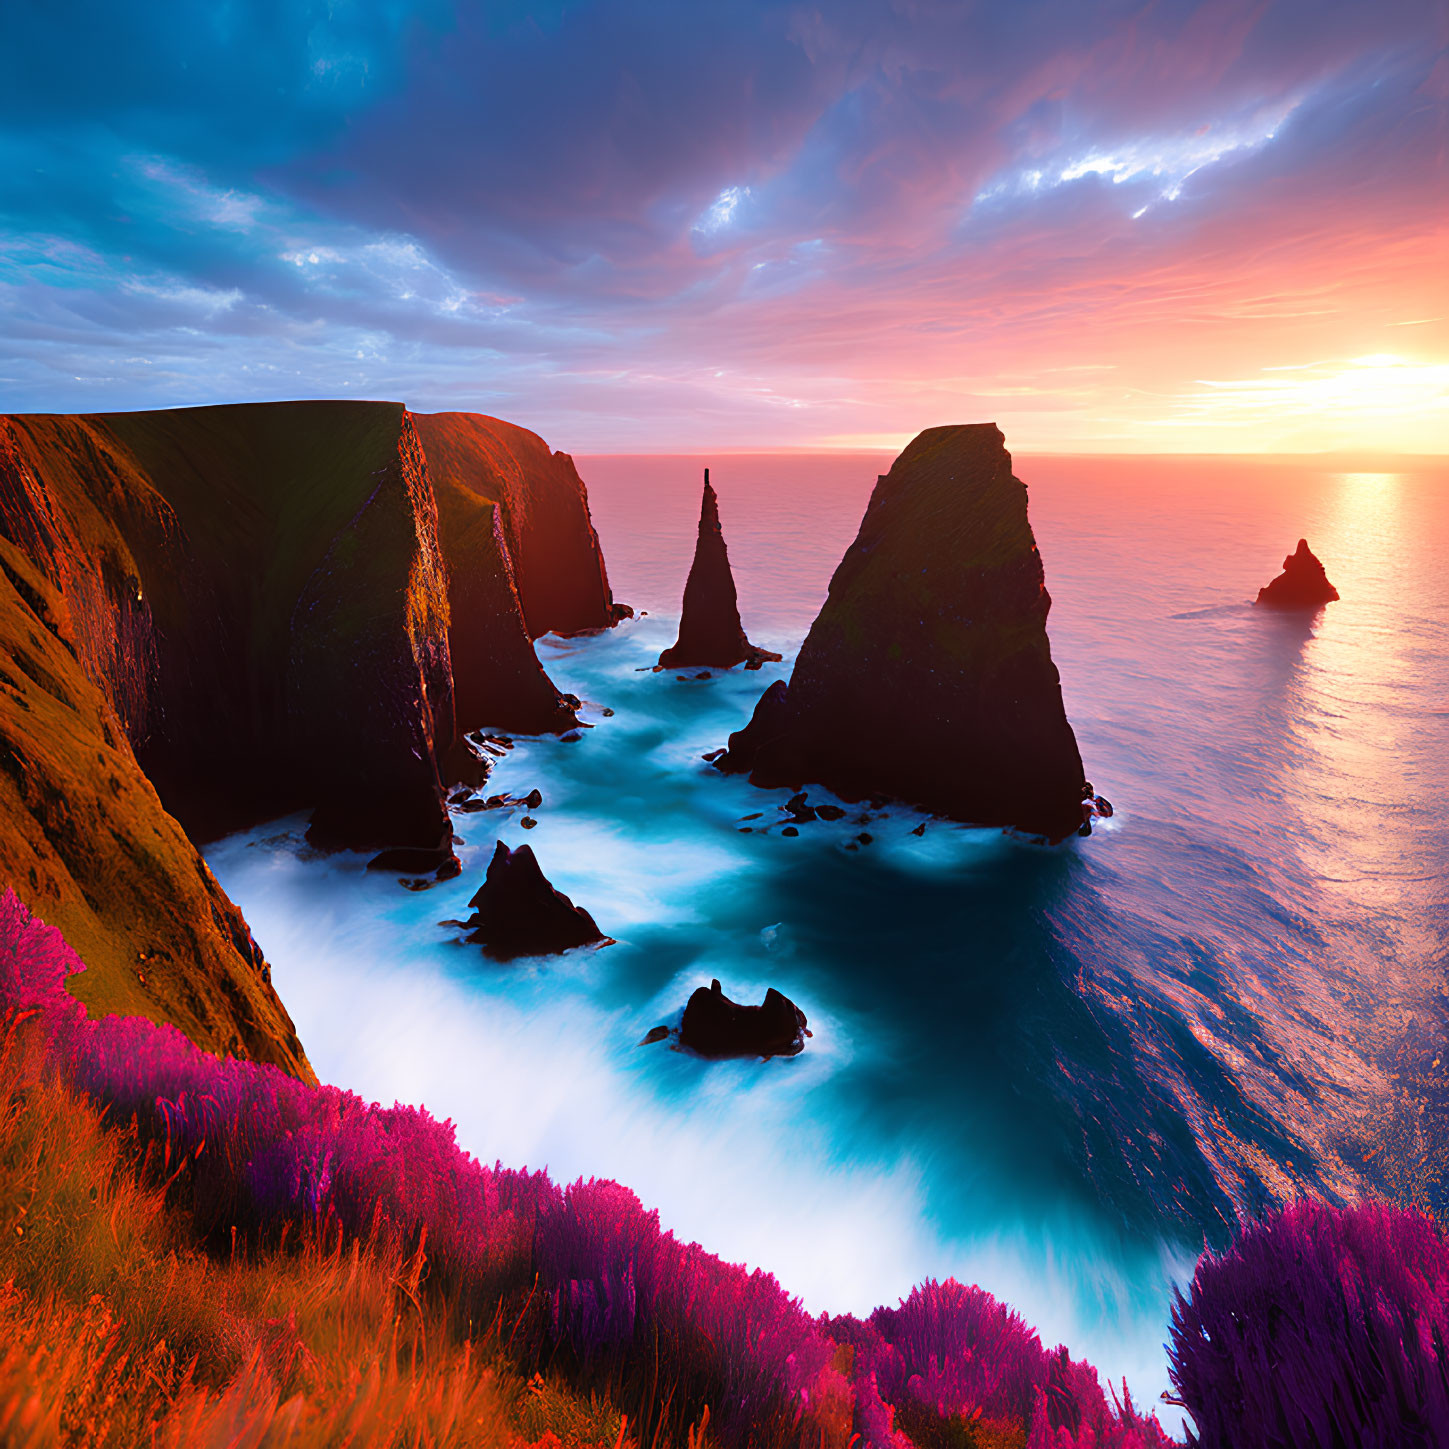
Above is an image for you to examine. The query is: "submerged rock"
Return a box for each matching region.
[715,425,1089,842]
[1256,539,1340,608]
[658,471,782,670]
[679,979,809,1059]
[464,840,607,960]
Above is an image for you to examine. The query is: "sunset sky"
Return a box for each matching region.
[2,0,1444,453]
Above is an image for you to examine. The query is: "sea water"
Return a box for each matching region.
[206,452,1449,1435]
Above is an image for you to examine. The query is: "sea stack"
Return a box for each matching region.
[678,979,809,1059]
[1256,539,1339,608]
[464,840,607,960]
[716,425,1088,843]
[658,470,781,670]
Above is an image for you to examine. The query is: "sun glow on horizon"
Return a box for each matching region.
[1158,354,1449,451]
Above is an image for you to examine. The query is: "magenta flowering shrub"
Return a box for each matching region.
[1168,1196,1449,1448]
[870,1277,1044,1426]
[0,889,1177,1446]
[825,1284,1174,1449]
[540,1177,651,1355]
[535,1174,836,1439]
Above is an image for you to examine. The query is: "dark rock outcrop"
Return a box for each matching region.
[715,425,1088,842]
[367,842,458,875]
[431,487,579,737]
[411,411,623,638]
[679,979,808,1059]
[0,402,455,854]
[658,471,781,670]
[1256,539,1339,608]
[464,840,607,960]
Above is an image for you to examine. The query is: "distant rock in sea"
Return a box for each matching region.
[658,471,782,670]
[678,978,809,1059]
[1256,539,1340,608]
[464,840,607,960]
[715,424,1089,842]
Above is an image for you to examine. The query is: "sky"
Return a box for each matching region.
[1,0,1445,453]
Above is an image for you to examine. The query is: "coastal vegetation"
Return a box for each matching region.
[6,889,1446,1445]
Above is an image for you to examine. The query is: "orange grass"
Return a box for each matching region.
[0,1012,637,1449]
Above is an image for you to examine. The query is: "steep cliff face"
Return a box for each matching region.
[432,490,579,736]
[658,473,781,670]
[718,425,1088,842]
[411,411,622,638]
[0,402,454,852]
[0,534,311,1078]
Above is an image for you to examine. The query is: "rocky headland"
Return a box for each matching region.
[0,531,310,1077]
[0,403,457,854]
[411,411,627,638]
[1256,538,1339,608]
[0,400,620,1069]
[658,471,781,670]
[715,425,1089,842]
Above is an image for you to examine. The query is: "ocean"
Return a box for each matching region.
[206,450,1449,1434]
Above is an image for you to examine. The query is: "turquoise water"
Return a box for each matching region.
[207,452,1449,1435]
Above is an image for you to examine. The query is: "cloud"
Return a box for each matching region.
[0,0,1443,449]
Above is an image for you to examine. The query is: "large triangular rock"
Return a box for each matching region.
[464,840,606,960]
[658,471,781,670]
[1256,539,1339,608]
[715,425,1089,842]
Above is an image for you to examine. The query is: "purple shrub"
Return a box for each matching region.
[533,1174,837,1438]
[871,1281,1174,1447]
[870,1277,1045,1426]
[825,1287,1174,1449]
[1168,1196,1449,1448]
[1024,1354,1174,1448]
[539,1178,651,1355]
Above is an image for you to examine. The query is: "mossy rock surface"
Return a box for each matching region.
[0,534,311,1078]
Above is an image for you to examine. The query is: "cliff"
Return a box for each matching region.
[424,435,580,736]
[0,402,455,853]
[717,425,1088,842]
[0,534,311,1077]
[434,497,579,735]
[658,472,781,670]
[411,411,623,638]
[1256,539,1339,608]
[0,398,623,1072]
